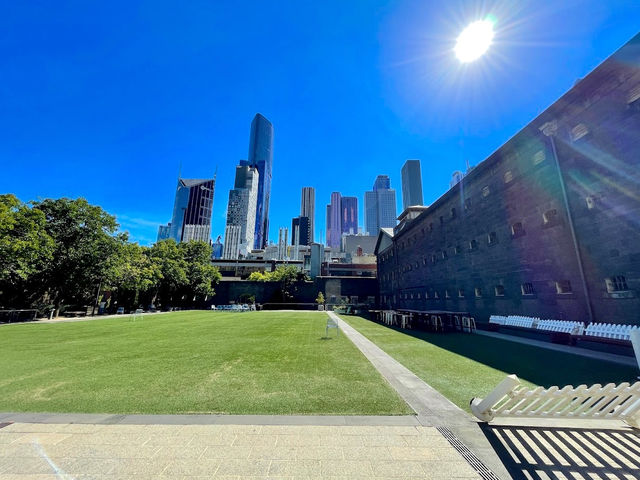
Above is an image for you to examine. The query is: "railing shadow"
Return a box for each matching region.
[479,423,640,480]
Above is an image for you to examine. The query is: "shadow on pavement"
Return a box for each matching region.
[479,423,640,480]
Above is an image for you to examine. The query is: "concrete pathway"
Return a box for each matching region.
[330,312,509,480]
[0,422,482,479]
[476,330,637,367]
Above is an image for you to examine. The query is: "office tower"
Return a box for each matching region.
[240,113,273,249]
[300,187,315,242]
[158,177,215,244]
[212,235,223,259]
[340,196,358,236]
[223,165,259,259]
[310,243,323,278]
[291,216,311,246]
[364,175,397,235]
[278,227,289,260]
[401,159,423,210]
[326,192,342,248]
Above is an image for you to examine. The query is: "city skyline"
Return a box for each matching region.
[3,2,640,246]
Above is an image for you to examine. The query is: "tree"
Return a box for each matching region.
[147,239,188,308]
[29,198,123,316]
[107,242,161,311]
[178,241,221,304]
[0,195,54,307]
[315,292,325,305]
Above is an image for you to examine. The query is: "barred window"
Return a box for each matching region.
[487,232,497,245]
[475,287,482,298]
[521,283,535,295]
[494,285,505,297]
[556,280,572,294]
[606,276,628,293]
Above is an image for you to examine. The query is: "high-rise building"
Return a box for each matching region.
[212,235,223,259]
[401,159,423,210]
[240,113,273,249]
[223,165,259,259]
[277,227,289,260]
[364,175,397,235]
[340,196,358,236]
[326,192,342,248]
[158,177,215,244]
[300,187,315,243]
[291,216,311,246]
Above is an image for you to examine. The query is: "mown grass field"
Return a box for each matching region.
[0,311,410,415]
[341,315,639,411]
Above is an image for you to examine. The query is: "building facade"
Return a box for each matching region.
[341,196,358,236]
[223,165,259,259]
[241,113,273,249]
[277,227,289,260]
[301,187,315,243]
[365,175,397,236]
[158,177,215,244]
[291,216,311,246]
[326,192,342,248]
[401,159,424,210]
[378,33,640,326]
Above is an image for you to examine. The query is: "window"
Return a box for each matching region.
[487,232,497,245]
[429,223,434,232]
[533,150,546,165]
[511,222,525,238]
[464,198,472,212]
[415,262,419,269]
[410,293,414,299]
[441,250,448,260]
[556,280,573,294]
[439,216,444,225]
[445,290,451,299]
[434,291,439,299]
[543,209,558,225]
[571,124,589,141]
[458,288,465,298]
[606,276,629,293]
[504,171,514,183]
[451,207,457,219]
[424,291,429,299]
[482,186,490,197]
[469,239,478,251]
[422,257,427,265]
[586,196,596,210]
[475,287,483,298]
[494,285,505,297]
[454,245,461,255]
[417,292,422,299]
[431,254,437,264]
[521,283,535,295]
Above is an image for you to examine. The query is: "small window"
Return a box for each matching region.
[454,245,461,255]
[410,293,414,299]
[458,288,465,298]
[439,216,444,225]
[451,207,457,219]
[469,239,478,251]
[429,223,434,232]
[543,209,558,225]
[423,257,427,265]
[424,291,429,299]
[417,292,421,299]
[430,254,436,264]
[482,186,490,197]
[606,276,628,293]
[586,196,596,210]
[521,283,535,295]
[445,290,451,299]
[434,291,439,299]
[464,198,472,212]
[533,150,546,165]
[415,262,419,269]
[475,287,482,298]
[487,232,497,245]
[494,285,505,297]
[571,124,589,141]
[511,222,525,237]
[556,280,573,294]
[441,250,448,260]
[504,171,513,183]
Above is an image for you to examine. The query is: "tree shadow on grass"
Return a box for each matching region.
[362,321,639,388]
[479,423,640,480]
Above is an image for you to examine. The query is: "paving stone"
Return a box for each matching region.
[200,445,252,459]
[231,433,278,446]
[420,460,481,478]
[342,446,394,460]
[292,446,344,460]
[362,435,409,447]
[319,459,374,476]
[153,444,207,459]
[189,433,237,446]
[214,458,271,476]
[248,445,298,460]
[163,457,221,475]
[109,458,171,475]
[268,459,322,475]
[65,457,118,475]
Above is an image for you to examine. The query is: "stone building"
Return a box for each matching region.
[377,33,640,326]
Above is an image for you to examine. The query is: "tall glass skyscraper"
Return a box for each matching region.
[157,177,215,243]
[326,192,342,248]
[401,159,423,210]
[241,113,273,249]
[300,187,315,243]
[340,196,358,236]
[365,175,397,236]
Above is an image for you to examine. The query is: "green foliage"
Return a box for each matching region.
[247,271,267,281]
[0,195,221,314]
[315,292,325,304]
[244,265,309,302]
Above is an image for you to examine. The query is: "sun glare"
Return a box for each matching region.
[454,18,495,63]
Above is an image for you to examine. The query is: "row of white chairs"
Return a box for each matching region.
[584,323,639,341]
[211,304,255,312]
[489,315,585,335]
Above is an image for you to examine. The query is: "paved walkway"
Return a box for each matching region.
[475,330,637,367]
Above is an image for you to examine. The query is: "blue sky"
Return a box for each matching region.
[2,1,639,245]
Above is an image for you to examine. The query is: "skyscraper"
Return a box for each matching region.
[340,196,358,236]
[240,113,273,249]
[223,165,259,259]
[300,187,315,243]
[158,176,215,244]
[326,192,342,248]
[277,227,289,260]
[365,175,397,235]
[291,216,311,246]
[401,159,423,210]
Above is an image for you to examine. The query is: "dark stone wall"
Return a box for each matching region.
[378,33,640,326]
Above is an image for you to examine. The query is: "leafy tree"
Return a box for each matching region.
[178,240,221,303]
[315,292,325,305]
[107,242,161,310]
[29,198,123,315]
[147,239,188,307]
[247,271,268,281]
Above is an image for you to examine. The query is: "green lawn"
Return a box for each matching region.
[341,315,639,412]
[0,311,410,415]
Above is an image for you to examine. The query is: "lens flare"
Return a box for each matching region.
[455,18,495,63]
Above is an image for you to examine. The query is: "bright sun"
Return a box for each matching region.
[455,19,495,63]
